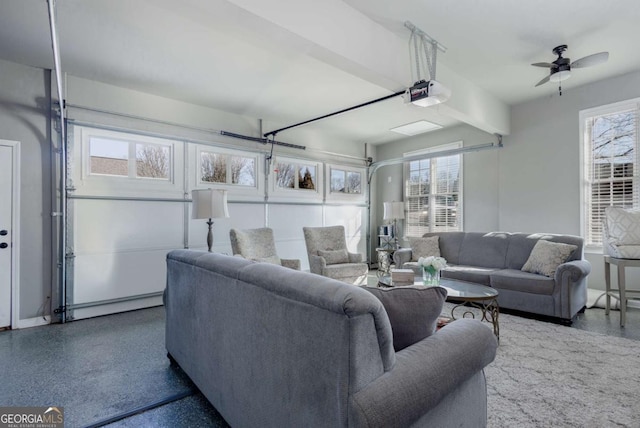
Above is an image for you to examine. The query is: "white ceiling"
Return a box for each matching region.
[1,0,639,144]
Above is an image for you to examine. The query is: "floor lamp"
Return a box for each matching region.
[192,189,230,252]
[383,201,405,249]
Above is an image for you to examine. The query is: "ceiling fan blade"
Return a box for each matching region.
[535,75,550,87]
[571,52,609,68]
[531,62,553,68]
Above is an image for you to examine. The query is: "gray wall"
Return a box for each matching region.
[374,123,500,248]
[500,70,640,290]
[0,59,52,320]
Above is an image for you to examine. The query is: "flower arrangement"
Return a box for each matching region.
[417,256,447,285]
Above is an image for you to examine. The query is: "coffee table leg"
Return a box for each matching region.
[449,299,500,341]
[483,299,500,340]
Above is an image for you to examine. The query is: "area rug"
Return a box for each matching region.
[451,304,640,427]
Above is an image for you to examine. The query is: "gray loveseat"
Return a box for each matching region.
[394,232,591,323]
[165,250,497,427]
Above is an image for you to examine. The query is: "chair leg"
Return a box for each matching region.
[618,263,627,328]
[604,258,611,316]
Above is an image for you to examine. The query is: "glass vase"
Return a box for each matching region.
[422,268,440,286]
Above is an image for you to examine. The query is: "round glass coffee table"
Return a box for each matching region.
[378,275,499,339]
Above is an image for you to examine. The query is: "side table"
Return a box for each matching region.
[604,255,640,327]
[376,248,395,278]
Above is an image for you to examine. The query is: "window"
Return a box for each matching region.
[275,161,317,190]
[88,136,171,181]
[404,142,462,237]
[330,168,362,194]
[200,150,256,187]
[75,126,183,198]
[581,99,640,246]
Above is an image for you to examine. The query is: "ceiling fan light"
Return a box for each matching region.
[549,70,571,83]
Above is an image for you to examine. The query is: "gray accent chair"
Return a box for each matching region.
[165,250,498,427]
[230,227,301,270]
[303,225,368,284]
[394,232,591,323]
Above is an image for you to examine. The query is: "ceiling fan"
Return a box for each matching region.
[532,44,609,95]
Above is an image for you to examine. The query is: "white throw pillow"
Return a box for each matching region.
[605,207,640,245]
[409,236,441,262]
[521,240,577,278]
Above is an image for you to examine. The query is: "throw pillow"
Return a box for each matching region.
[364,286,447,351]
[409,236,441,262]
[521,240,577,278]
[251,256,282,265]
[318,249,349,265]
[605,207,640,245]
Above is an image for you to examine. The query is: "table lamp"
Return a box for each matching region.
[383,201,405,249]
[192,189,229,252]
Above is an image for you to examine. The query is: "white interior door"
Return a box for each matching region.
[0,144,14,328]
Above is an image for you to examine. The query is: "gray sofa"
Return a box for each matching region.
[394,232,591,323]
[165,250,498,428]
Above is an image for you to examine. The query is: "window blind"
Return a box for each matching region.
[404,142,462,237]
[583,101,640,245]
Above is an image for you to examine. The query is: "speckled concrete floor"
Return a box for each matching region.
[1,279,638,427]
[0,306,228,427]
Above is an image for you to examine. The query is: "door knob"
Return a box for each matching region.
[0,243,7,249]
[0,230,6,236]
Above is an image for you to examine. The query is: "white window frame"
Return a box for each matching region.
[325,163,365,202]
[270,155,323,201]
[403,141,463,237]
[73,126,183,197]
[197,146,259,188]
[580,98,640,248]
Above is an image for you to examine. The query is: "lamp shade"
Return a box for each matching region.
[191,189,229,219]
[383,201,405,220]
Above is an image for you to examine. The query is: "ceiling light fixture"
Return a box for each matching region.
[404,21,450,107]
[548,70,571,83]
[390,120,442,136]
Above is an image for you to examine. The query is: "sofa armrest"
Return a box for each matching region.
[392,248,412,268]
[281,258,301,270]
[555,259,591,283]
[309,254,326,275]
[350,319,497,428]
[348,252,363,263]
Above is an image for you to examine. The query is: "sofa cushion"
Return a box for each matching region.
[605,207,640,245]
[441,265,498,286]
[458,232,510,268]
[505,233,583,269]
[364,286,447,351]
[490,269,555,295]
[318,249,349,265]
[521,240,577,277]
[424,232,466,265]
[409,236,440,262]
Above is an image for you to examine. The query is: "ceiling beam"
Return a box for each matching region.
[222,0,510,135]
